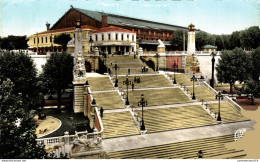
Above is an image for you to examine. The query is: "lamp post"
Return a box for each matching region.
[172,59,178,84]
[216,91,223,122]
[210,52,216,88]
[89,36,93,52]
[112,62,119,87]
[190,72,197,100]
[138,94,147,131]
[123,75,132,105]
[155,53,159,71]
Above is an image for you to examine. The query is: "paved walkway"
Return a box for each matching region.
[102,120,255,152]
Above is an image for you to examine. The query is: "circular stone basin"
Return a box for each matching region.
[34,116,61,138]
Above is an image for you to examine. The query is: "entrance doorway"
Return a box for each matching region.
[146,60,155,71]
[85,61,91,72]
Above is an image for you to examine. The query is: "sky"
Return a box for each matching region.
[0,0,259,37]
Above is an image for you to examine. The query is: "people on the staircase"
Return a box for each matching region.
[100,107,104,118]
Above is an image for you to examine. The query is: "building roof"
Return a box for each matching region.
[202,45,217,49]
[29,25,98,37]
[72,8,190,32]
[91,26,136,34]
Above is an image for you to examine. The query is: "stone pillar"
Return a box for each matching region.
[64,131,70,156]
[157,39,165,53]
[138,47,143,55]
[90,99,97,129]
[83,83,90,116]
[94,47,99,56]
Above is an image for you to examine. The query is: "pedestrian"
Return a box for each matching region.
[132,82,134,91]
[137,76,140,83]
[100,107,104,118]
[134,75,137,82]
[128,68,130,74]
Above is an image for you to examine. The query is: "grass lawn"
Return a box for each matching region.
[126,88,192,107]
[117,74,173,89]
[87,76,114,91]
[92,91,125,110]
[186,86,216,101]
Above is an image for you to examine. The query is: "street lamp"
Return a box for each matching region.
[123,75,132,105]
[155,53,159,71]
[112,62,119,87]
[138,94,147,131]
[172,59,178,84]
[190,72,197,100]
[89,36,93,52]
[210,52,216,88]
[216,91,223,122]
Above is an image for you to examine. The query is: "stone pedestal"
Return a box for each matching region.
[94,47,99,56]
[138,47,143,55]
[157,47,165,53]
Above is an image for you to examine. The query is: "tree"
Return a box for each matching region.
[0,79,47,158]
[0,35,28,50]
[0,52,42,111]
[230,31,241,49]
[170,30,187,51]
[240,26,260,50]
[40,52,74,113]
[215,35,224,51]
[54,33,71,52]
[216,48,249,95]
[195,31,210,51]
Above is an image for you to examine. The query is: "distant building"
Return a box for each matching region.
[201,45,217,52]
[90,26,136,54]
[28,6,194,53]
[27,24,97,54]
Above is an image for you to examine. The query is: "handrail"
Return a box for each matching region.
[225,96,242,112]
[202,81,218,95]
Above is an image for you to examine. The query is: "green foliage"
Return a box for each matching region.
[170,30,187,51]
[240,26,260,50]
[0,79,47,158]
[40,52,73,111]
[0,35,28,50]
[195,31,210,51]
[54,33,71,51]
[216,48,249,94]
[0,52,42,111]
[230,31,241,49]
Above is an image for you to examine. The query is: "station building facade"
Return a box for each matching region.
[28,6,191,54]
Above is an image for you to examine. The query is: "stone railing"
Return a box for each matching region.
[225,96,242,112]
[202,81,218,96]
[36,135,65,147]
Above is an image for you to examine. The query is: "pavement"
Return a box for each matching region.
[101,120,255,153]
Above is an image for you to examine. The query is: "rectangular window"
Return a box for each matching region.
[46,37,47,43]
[50,36,52,42]
[121,34,124,40]
[41,37,43,43]
[95,35,98,41]
[127,35,129,39]
[34,38,35,44]
[102,34,104,41]
[132,35,134,41]
[116,34,118,40]
[37,38,39,44]
[108,34,111,40]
